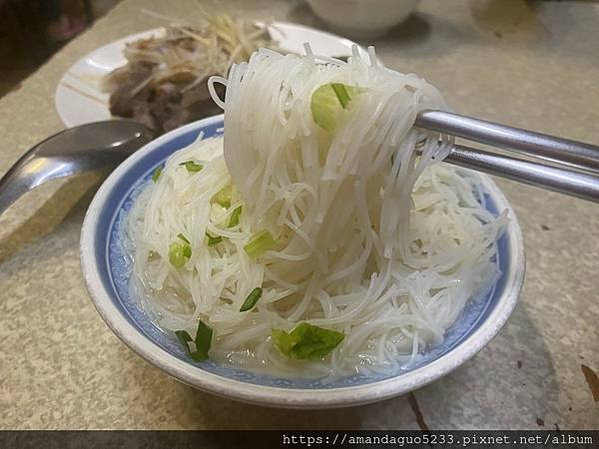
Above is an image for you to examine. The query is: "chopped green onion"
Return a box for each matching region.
[151,166,162,182]
[178,233,190,244]
[179,160,203,173]
[228,206,242,227]
[331,83,352,108]
[240,287,263,312]
[169,242,191,268]
[244,229,276,258]
[206,233,223,247]
[175,321,213,362]
[213,185,232,208]
[271,323,344,360]
[175,330,193,356]
[310,83,356,131]
[271,328,295,356]
[183,245,192,258]
[311,84,339,132]
[192,320,213,361]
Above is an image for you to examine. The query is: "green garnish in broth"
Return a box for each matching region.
[175,321,213,362]
[271,322,344,360]
[151,166,163,182]
[179,160,203,173]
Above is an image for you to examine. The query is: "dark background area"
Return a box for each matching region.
[0,0,121,98]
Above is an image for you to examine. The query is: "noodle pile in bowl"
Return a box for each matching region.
[126,46,507,379]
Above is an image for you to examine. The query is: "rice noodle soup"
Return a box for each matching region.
[126,46,507,379]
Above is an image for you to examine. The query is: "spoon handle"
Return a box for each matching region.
[0,120,154,216]
[0,155,36,216]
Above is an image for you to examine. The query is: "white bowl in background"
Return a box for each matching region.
[306,0,420,39]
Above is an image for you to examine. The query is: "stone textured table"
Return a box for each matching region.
[0,0,597,430]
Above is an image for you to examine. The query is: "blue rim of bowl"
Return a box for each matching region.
[80,115,525,409]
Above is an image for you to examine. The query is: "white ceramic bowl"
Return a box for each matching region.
[306,0,420,39]
[80,116,525,409]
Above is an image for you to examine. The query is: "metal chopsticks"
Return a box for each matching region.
[414,110,599,202]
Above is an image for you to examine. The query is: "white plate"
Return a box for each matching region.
[55,22,364,128]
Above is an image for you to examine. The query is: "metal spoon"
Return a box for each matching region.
[0,120,154,216]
